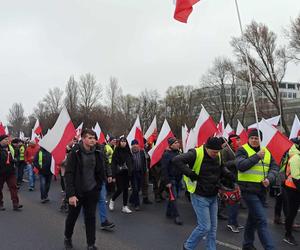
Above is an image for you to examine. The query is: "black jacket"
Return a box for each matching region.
[173,147,233,197]
[131,149,147,173]
[221,145,238,180]
[111,146,133,177]
[0,145,15,175]
[33,148,52,176]
[236,144,279,194]
[161,149,181,184]
[64,143,105,199]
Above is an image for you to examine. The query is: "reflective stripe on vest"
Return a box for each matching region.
[285,158,296,189]
[8,145,15,159]
[238,144,271,183]
[19,145,25,161]
[38,151,43,168]
[184,146,221,194]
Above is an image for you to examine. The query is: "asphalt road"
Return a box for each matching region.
[0,178,298,250]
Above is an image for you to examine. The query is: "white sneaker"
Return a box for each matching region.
[122,206,132,214]
[109,199,114,211]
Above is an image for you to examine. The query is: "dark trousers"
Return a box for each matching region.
[285,187,300,236]
[112,171,129,206]
[142,170,149,199]
[274,187,288,219]
[17,161,26,184]
[39,174,52,200]
[129,171,142,207]
[0,174,19,206]
[60,172,65,191]
[65,188,99,246]
[150,166,164,199]
[166,179,180,218]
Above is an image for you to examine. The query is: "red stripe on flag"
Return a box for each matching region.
[266,131,293,165]
[197,117,217,146]
[150,131,174,168]
[174,0,200,23]
[135,127,145,149]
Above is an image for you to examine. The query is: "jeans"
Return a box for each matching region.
[65,187,99,246]
[129,171,142,207]
[184,194,218,250]
[242,192,275,250]
[24,164,35,188]
[39,174,52,200]
[98,183,107,223]
[166,179,180,218]
[227,203,239,226]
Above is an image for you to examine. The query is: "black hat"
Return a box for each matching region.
[205,137,223,150]
[0,134,9,142]
[167,137,178,146]
[248,129,263,140]
[131,139,139,146]
[109,136,116,141]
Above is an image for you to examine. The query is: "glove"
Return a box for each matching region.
[189,172,198,182]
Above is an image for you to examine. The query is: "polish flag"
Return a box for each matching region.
[31,119,42,142]
[236,120,248,145]
[185,127,196,152]
[148,119,174,167]
[289,115,300,139]
[127,116,144,148]
[248,115,281,129]
[0,122,5,136]
[182,124,189,153]
[39,107,76,175]
[76,122,83,139]
[4,126,9,136]
[194,106,218,147]
[224,124,235,139]
[174,0,200,23]
[93,122,106,144]
[144,116,158,144]
[215,111,225,138]
[260,118,293,165]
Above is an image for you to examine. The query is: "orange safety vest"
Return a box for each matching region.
[285,160,296,189]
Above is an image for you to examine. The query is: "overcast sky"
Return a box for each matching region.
[0,0,299,124]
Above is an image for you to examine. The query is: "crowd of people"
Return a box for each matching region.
[0,128,300,250]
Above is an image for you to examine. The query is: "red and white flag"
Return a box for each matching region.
[0,122,5,136]
[174,0,200,23]
[215,111,225,138]
[224,124,235,139]
[144,116,158,144]
[93,122,106,144]
[260,118,293,165]
[39,107,76,175]
[148,119,174,168]
[182,124,189,153]
[289,115,300,140]
[194,106,218,147]
[4,126,9,136]
[127,116,144,148]
[236,120,248,145]
[31,119,42,142]
[76,122,83,139]
[248,115,281,129]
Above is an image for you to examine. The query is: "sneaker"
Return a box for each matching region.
[100,220,115,231]
[64,238,73,249]
[45,198,50,202]
[41,199,47,204]
[109,199,114,211]
[122,206,132,214]
[134,206,140,211]
[87,246,98,250]
[0,205,5,211]
[227,224,240,233]
[13,205,23,211]
[174,216,183,225]
[237,224,244,230]
[28,187,35,191]
[283,235,298,246]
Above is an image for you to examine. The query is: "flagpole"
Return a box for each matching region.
[234,0,262,144]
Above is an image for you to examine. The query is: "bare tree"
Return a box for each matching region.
[43,87,64,115]
[65,75,79,117]
[231,21,290,133]
[106,77,122,118]
[7,103,27,136]
[286,14,300,61]
[201,57,251,125]
[78,73,102,114]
